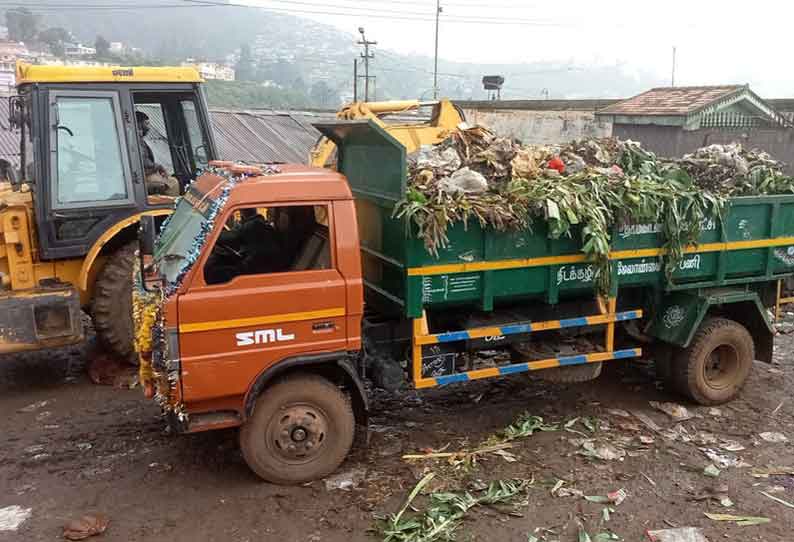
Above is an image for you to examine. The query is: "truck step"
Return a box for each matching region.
[424,348,641,387]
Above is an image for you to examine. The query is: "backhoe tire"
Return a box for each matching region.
[91,243,136,363]
[672,317,754,406]
[240,374,355,485]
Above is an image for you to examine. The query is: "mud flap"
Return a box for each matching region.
[649,289,774,362]
[0,286,83,354]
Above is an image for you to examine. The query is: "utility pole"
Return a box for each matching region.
[671,46,677,87]
[357,27,376,102]
[433,0,442,99]
[353,58,358,102]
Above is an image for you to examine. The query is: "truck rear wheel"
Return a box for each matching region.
[91,243,136,362]
[673,317,754,405]
[240,374,355,484]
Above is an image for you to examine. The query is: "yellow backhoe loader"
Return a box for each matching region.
[309,99,465,167]
[0,62,217,359]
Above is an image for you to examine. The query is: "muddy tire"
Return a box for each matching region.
[240,374,355,485]
[512,342,602,383]
[91,243,136,362]
[672,317,754,405]
[537,363,603,383]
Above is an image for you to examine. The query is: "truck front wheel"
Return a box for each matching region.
[240,374,355,484]
[673,318,754,405]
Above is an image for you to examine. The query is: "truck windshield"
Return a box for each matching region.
[155,185,219,285]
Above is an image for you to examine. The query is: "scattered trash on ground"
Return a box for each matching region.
[649,402,694,422]
[760,490,794,509]
[501,413,558,441]
[579,440,626,461]
[631,411,662,433]
[646,527,709,542]
[375,473,530,542]
[17,400,49,413]
[700,448,750,469]
[584,489,627,506]
[324,468,367,491]
[751,466,794,478]
[703,513,770,526]
[403,412,557,468]
[0,505,32,532]
[759,432,788,443]
[703,465,721,478]
[719,440,745,452]
[63,513,109,540]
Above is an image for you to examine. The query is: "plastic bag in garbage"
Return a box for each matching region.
[439,167,489,195]
[409,145,462,173]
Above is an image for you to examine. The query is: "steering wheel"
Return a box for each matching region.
[214,242,245,260]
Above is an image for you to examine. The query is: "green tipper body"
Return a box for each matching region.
[315,120,794,356]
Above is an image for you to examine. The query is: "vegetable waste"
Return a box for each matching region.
[395,128,794,294]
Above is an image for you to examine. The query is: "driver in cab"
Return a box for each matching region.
[136,111,180,197]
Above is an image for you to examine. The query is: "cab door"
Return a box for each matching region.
[176,202,349,406]
[37,88,144,258]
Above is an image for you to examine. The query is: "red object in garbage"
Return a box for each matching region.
[548,156,566,174]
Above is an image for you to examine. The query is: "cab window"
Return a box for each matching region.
[52,93,131,208]
[133,93,212,197]
[203,205,330,286]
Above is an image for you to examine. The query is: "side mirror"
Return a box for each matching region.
[194,144,209,170]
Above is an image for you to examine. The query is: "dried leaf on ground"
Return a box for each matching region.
[703,513,770,526]
[579,441,626,461]
[759,432,788,443]
[63,514,109,541]
[646,527,710,542]
[760,491,794,509]
[751,466,794,478]
[649,401,694,422]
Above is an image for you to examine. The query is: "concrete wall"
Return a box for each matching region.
[461,108,612,145]
[613,124,794,174]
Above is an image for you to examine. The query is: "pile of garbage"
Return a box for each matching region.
[677,143,794,195]
[396,126,794,294]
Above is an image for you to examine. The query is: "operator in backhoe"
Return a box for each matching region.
[136,111,180,197]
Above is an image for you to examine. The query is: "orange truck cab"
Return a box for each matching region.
[138,161,369,484]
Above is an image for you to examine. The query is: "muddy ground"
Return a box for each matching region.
[1,334,794,542]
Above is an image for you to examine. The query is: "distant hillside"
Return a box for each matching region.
[15,3,662,107]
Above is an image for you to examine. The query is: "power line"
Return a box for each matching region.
[178,0,576,26]
[0,2,216,9]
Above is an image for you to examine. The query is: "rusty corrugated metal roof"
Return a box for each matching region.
[598,86,746,116]
[209,109,334,164]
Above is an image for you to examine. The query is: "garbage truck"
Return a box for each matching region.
[136,120,794,484]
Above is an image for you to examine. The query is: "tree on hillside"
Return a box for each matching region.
[310,81,335,108]
[235,44,255,82]
[95,35,111,58]
[6,8,38,42]
[38,27,70,57]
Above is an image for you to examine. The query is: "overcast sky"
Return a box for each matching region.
[246,0,794,97]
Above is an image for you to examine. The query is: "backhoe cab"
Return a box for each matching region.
[0,62,216,357]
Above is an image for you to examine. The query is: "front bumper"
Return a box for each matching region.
[0,286,83,355]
